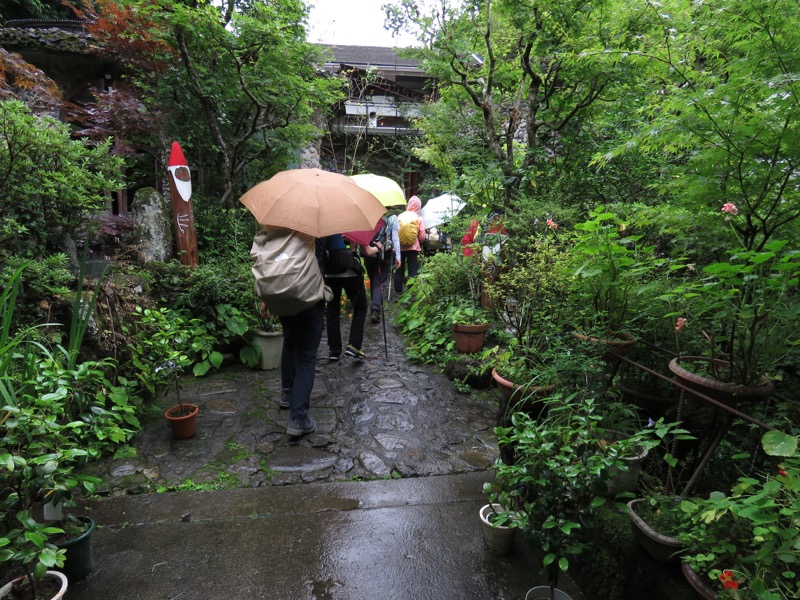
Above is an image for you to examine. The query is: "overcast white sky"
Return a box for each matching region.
[306,0,419,47]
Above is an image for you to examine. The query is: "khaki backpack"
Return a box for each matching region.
[251,228,331,316]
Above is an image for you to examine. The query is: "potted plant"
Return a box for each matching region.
[488,342,564,425]
[490,393,649,600]
[0,268,96,599]
[245,300,283,370]
[596,409,693,498]
[451,303,490,354]
[157,358,199,440]
[568,207,658,356]
[678,430,799,600]
[665,224,800,403]
[0,571,68,600]
[626,495,687,563]
[477,500,516,555]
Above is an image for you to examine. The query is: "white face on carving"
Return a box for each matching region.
[168,165,192,202]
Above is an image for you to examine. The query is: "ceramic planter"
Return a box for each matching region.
[681,562,719,600]
[452,323,488,354]
[479,503,515,554]
[604,430,649,497]
[252,330,283,370]
[668,356,774,407]
[0,570,68,599]
[163,403,199,439]
[55,516,97,582]
[626,499,683,563]
[525,586,573,600]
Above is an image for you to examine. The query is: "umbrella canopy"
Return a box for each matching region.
[350,174,406,207]
[419,193,466,229]
[343,220,383,247]
[239,169,386,238]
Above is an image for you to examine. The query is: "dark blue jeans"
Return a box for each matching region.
[279,301,324,422]
[325,275,367,355]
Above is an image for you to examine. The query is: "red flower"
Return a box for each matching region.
[546,218,558,230]
[719,570,739,590]
[778,465,788,477]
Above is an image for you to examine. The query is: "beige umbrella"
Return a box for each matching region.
[239,169,386,238]
[350,174,407,207]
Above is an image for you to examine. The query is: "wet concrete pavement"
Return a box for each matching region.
[66,303,587,599]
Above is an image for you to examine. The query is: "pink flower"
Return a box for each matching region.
[721,203,738,215]
[675,317,687,333]
[546,218,558,230]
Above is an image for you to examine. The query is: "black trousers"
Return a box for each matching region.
[394,250,419,294]
[325,275,367,354]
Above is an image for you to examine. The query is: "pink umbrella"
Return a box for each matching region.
[343,221,383,247]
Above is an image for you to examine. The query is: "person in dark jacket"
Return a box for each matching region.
[319,234,379,361]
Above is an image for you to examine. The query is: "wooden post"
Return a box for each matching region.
[167,142,199,267]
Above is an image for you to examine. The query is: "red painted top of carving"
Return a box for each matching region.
[168,142,187,167]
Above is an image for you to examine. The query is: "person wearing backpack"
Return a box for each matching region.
[320,233,379,361]
[363,213,401,323]
[251,226,330,438]
[394,196,426,295]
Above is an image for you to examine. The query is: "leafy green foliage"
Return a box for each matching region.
[680,433,800,599]
[0,100,124,258]
[663,239,800,386]
[0,264,136,590]
[597,0,800,250]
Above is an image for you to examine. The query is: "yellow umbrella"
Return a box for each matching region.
[239,169,386,238]
[350,174,407,207]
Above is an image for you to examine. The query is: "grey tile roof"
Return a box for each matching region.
[316,44,421,70]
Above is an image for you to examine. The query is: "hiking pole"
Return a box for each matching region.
[377,260,389,359]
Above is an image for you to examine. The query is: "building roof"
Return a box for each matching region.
[316,44,422,72]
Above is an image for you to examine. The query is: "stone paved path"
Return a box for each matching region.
[82,303,500,495]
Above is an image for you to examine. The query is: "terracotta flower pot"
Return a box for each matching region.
[668,356,774,407]
[574,331,637,361]
[492,369,558,422]
[163,403,199,439]
[452,322,489,354]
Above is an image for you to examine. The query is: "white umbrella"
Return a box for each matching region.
[419,194,466,229]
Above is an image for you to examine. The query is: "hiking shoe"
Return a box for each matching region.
[279,388,290,409]
[370,310,380,323]
[286,416,316,437]
[328,353,340,362]
[344,344,366,361]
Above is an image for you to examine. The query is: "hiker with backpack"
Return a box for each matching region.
[363,213,401,323]
[251,226,331,438]
[394,196,426,296]
[320,233,380,362]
